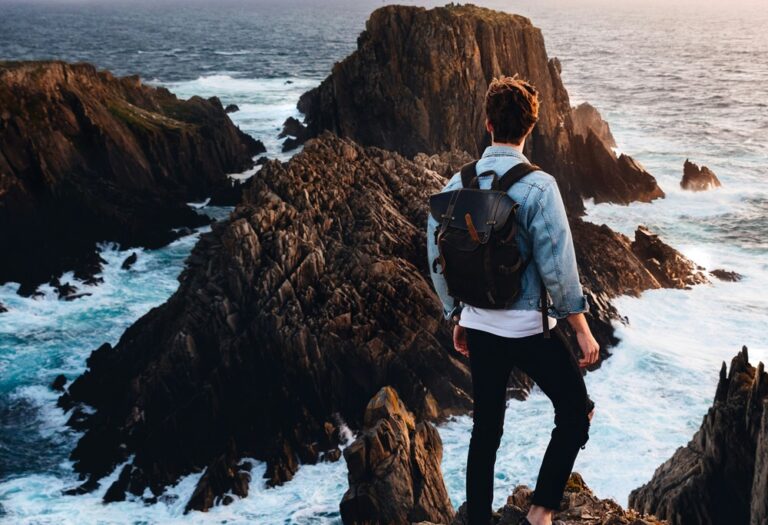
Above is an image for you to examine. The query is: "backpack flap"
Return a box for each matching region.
[429,189,517,244]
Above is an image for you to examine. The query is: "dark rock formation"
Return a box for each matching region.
[224,103,239,113]
[61,133,478,506]
[0,60,262,292]
[629,347,768,525]
[418,472,665,525]
[631,226,709,289]
[50,374,67,392]
[340,386,454,525]
[571,102,617,148]
[290,4,664,214]
[710,268,743,282]
[0,301,6,313]
[279,116,310,152]
[121,252,138,270]
[681,159,722,191]
[185,439,251,512]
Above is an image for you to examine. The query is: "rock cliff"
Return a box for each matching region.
[629,347,768,525]
[286,4,664,214]
[340,387,454,525]
[680,159,722,191]
[0,60,263,292]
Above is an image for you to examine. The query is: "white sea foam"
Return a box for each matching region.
[153,75,321,161]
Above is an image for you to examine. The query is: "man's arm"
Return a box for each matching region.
[527,180,589,319]
[527,179,599,366]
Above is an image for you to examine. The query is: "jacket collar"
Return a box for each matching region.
[481,144,530,161]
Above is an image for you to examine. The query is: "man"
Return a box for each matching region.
[426,76,599,525]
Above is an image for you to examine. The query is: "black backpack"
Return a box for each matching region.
[429,160,550,337]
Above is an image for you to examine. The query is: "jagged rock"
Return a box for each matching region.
[710,268,742,282]
[340,387,454,525]
[631,226,709,289]
[0,301,6,313]
[571,102,617,148]
[224,104,239,113]
[62,133,480,506]
[121,252,138,270]
[418,472,665,525]
[413,150,475,180]
[629,347,768,525]
[0,60,262,292]
[294,4,664,214]
[681,159,722,191]
[184,439,250,513]
[279,116,310,152]
[50,374,67,391]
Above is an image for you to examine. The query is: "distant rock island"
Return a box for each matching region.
[681,159,722,191]
[0,60,263,294]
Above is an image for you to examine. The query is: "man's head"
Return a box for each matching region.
[484,75,540,145]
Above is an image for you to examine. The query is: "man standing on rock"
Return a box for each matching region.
[427,76,599,525]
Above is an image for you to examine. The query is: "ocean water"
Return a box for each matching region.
[1,0,767,523]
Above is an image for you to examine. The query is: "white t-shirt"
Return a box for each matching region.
[458,305,556,338]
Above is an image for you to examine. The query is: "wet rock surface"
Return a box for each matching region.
[681,159,722,191]
[0,60,262,292]
[340,386,454,525]
[291,4,664,214]
[629,347,768,525]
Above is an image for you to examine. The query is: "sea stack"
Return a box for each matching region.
[571,101,617,148]
[680,159,722,191]
[629,347,768,524]
[0,60,264,293]
[286,4,664,213]
[340,387,455,525]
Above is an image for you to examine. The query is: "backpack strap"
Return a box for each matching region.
[497,162,541,192]
[460,160,479,188]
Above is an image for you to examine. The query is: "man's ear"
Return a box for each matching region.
[485,118,494,135]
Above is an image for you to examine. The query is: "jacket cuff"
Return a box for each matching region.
[444,302,463,321]
[547,293,589,319]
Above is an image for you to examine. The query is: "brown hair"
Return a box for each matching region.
[484,75,540,144]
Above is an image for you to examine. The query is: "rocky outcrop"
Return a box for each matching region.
[629,347,768,525]
[340,387,454,525]
[631,226,709,289]
[571,102,617,148]
[710,268,742,282]
[60,133,481,506]
[0,60,263,292]
[415,472,666,525]
[681,159,722,191]
[287,4,664,214]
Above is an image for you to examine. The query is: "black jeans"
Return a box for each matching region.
[464,325,592,524]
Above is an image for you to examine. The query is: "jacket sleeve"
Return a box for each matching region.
[427,179,462,321]
[527,180,589,319]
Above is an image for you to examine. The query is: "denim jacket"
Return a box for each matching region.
[426,144,588,321]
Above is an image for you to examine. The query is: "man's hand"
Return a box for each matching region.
[452,318,469,357]
[567,313,600,367]
[575,329,600,367]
